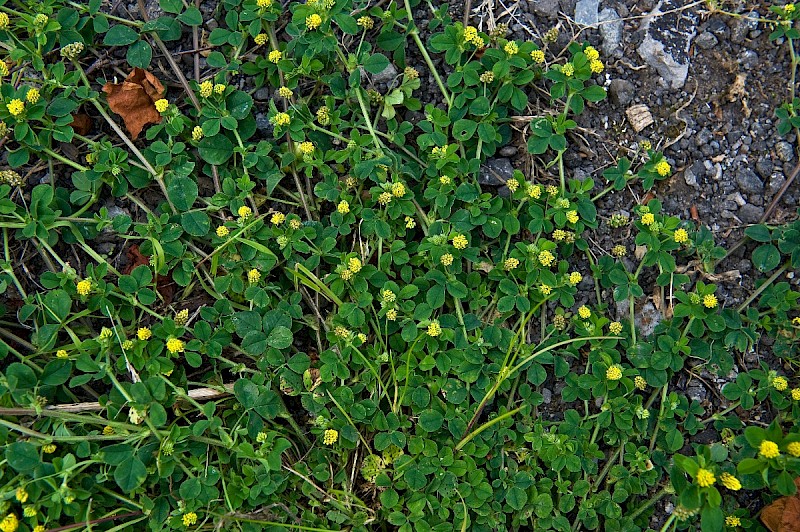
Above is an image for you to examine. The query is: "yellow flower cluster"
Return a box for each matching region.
[238,205,252,220]
[248,269,260,284]
[357,16,374,29]
[655,160,671,176]
[452,234,468,249]
[76,279,92,296]
[216,225,229,237]
[584,46,600,61]
[578,305,591,319]
[214,84,225,94]
[0,13,9,30]
[463,26,484,47]
[759,440,780,459]
[562,63,574,77]
[99,327,113,340]
[719,473,741,491]
[696,468,715,487]
[278,86,293,98]
[15,487,28,503]
[589,59,604,73]
[788,442,800,457]
[405,216,416,229]
[337,200,349,214]
[540,284,552,295]
[378,192,392,205]
[606,365,622,380]
[137,327,152,340]
[526,184,542,198]
[299,141,314,155]
[504,258,519,271]
[0,62,8,77]
[674,228,689,243]
[568,272,582,285]
[7,99,24,117]
[192,126,204,141]
[381,289,396,304]
[272,112,290,127]
[431,145,448,158]
[609,322,623,335]
[257,0,272,7]
[703,294,718,308]
[154,99,169,112]
[386,309,398,320]
[268,50,282,63]
[42,444,56,453]
[334,325,351,338]
[254,33,268,45]
[538,250,555,267]
[427,321,442,336]
[323,429,338,445]
[566,210,579,224]
[504,41,519,55]
[317,106,330,124]
[166,337,184,354]
[0,514,18,532]
[348,257,362,273]
[507,179,519,192]
[440,253,454,266]
[56,349,68,358]
[792,388,800,400]
[439,175,451,185]
[199,81,213,97]
[612,245,626,257]
[773,376,788,391]
[725,516,741,527]
[634,375,647,390]
[391,182,406,197]
[530,49,545,63]
[26,88,40,104]
[271,212,285,225]
[182,512,198,526]
[306,14,322,30]
[641,213,655,225]
[404,66,419,79]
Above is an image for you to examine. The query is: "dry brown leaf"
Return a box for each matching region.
[70,114,92,135]
[761,478,800,532]
[102,68,165,139]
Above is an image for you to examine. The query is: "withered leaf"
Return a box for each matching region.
[70,113,92,135]
[102,68,165,139]
[761,478,800,532]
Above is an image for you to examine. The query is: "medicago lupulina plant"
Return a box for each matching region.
[0,1,799,531]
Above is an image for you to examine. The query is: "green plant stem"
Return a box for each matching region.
[736,263,788,313]
[454,406,522,451]
[355,88,384,155]
[658,513,676,532]
[400,0,452,108]
[628,488,669,521]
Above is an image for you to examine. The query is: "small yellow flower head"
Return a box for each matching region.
[439,175,451,185]
[452,234,468,249]
[552,229,566,242]
[531,49,545,63]
[562,63,575,77]
[538,250,555,267]
[578,305,591,319]
[268,50,282,63]
[166,337,185,354]
[725,515,741,527]
[480,71,495,83]
[568,272,582,285]
[33,525,45,532]
[306,14,322,30]
[405,216,416,229]
[15,487,28,503]
[634,375,647,390]
[340,269,353,281]
[546,185,559,196]
[504,258,520,271]
[246,268,261,284]
[463,26,478,44]
[103,425,115,435]
[440,253,454,266]
[0,62,8,77]
[272,112,290,127]
[26,88,40,104]
[787,441,800,457]
[299,141,315,155]
[99,327,113,340]
[0,514,18,532]
[122,340,134,350]
[641,213,655,225]
[584,46,600,61]
[61,42,85,60]
[214,84,226,94]
[357,16,374,29]
[257,0,272,7]
[609,321,623,335]
[33,14,48,28]
[507,179,519,192]
[7,99,25,117]
[348,257,362,273]
[137,328,152,341]
[357,332,367,343]
[696,468,715,487]
[289,218,302,230]
[56,349,68,358]
[773,376,788,391]
[0,13,9,30]
[254,33,268,45]
[427,320,442,337]
[504,41,519,55]
[199,81,213,98]
[334,325,351,339]
[526,183,542,198]
[539,284,552,295]
[216,225,229,238]
[42,444,56,453]
[337,200,350,214]
[703,294,718,308]
[655,160,671,176]
[612,245,627,257]
[759,440,780,459]
[674,228,689,243]
[323,429,339,445]
[192,125,204,141]
[238,205,252,220]
[792,388,800,400]
[23,506,36,518]
[404,66,419,79]
[270,212,286,225]
[606,365,623,381]
[278,86,293,98]
[719,473,741,491]
[381,289,396,304]
[556,198,570,209]
[391,182,406,197]
[154,99,169,113]
[589,59,604,74]
[182,511,198,526]
[386,309,398,321]
[566,210,579,224]
[317,106,330,124]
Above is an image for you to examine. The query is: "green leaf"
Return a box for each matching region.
[114,457,147,492]
[41,360,71,386]
[241,330,268,355]
[167,177,198,211]
[506,486,527,511]
[181,211,210,236]
[177,6,203,25]
[418,410,443,432]
[48,98,78,117]
[744,224,772,242]
[452,119,477,141]
[104,25,139,46]
[226,91,253,120]
[5,442,40,473]
[267,325,293,349]
[751,244,780,272]
[363,53,390,74]
[126,40,152,68]
[198,135,234,164]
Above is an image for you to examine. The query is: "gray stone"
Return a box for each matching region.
[636,0,698,89]
[206,19,218,31]
[529,0,560,18]
[608,79,635,106]
[574,0,599,26]
[740,50,759,70]
[635,302,662,338]
[254,88,270,100]
[736,169,764,194]
[731,11,759,44]
[683,166,699,187]
[499,146,519,157]
[687,384,706,402]
[776,140,795,162]
[364,63,398,84]
[768,174,786,194]
[479,158,514,186]
[255,113,273,135]
[599,8,623,56]
[541,388,553,404]
[739,204,764,224]
[695,32,718,50]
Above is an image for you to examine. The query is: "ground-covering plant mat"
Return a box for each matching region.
[0,0,799,531]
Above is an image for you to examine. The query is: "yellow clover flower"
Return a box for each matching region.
[703,294,718,308]
[154,99,169,113]
[166,337,185,354]
[773,376,788,391]
[7,99,24,116]
[26,88,40,104]
[452,234,468,249]
[268,50,282,63]
[137,327,152,341]
[182,512,198,526]
[531,49,545,63]
[306,14,322,30]
[216,225,229,237]
[719,473,741,491]
[427,321,442,336]
[76,279,92,296]
[606,365,622,381]
[323,429,338,445]
[655,160,671,176]
[337,200,349,214]
[759,440,780,459]
[696,468,715,487]
[248,269,261,284]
